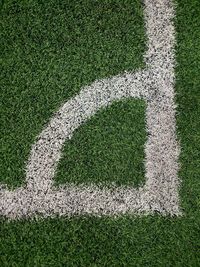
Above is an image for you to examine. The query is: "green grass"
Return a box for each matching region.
[0,216,199,267]
[55,99,146,187]
[0,0,200,266]
[0,0,146,189]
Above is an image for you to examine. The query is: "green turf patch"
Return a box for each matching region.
[0,0,200,266]
[0,0,146,188]
[175,0,200,218]
[0,215,199,267]
[55,99,146,187]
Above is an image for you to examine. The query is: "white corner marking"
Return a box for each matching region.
[0,0,181,219]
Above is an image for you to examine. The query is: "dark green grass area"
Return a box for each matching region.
[55,99,146,187]
[1,215,200,267]
[0,0,146,188]
[1,0,200,266]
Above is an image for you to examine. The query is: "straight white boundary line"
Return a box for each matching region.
[0,0,181,219]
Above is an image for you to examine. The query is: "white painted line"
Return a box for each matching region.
[0,0,181,219]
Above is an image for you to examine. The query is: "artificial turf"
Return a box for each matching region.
[55,99,146,187]
[0,0,200,266]
[0,0,146,189]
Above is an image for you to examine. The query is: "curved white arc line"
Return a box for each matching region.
[25,70,150,192]
[0,67,181,218]
[0,0,181,219]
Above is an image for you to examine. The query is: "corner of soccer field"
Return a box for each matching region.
[0,0,200,266]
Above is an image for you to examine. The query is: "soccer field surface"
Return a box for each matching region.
[0,0,200,266]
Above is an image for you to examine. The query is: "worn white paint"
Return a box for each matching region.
[0,0,181,219]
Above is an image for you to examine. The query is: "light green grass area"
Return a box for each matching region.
[0,0,200,266]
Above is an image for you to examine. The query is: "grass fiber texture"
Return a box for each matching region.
[0,0,200,266]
